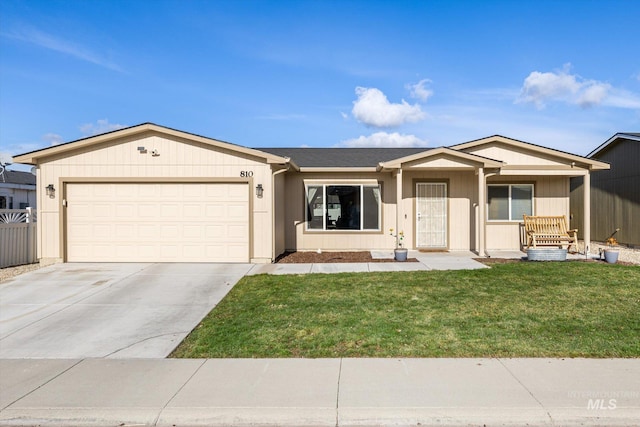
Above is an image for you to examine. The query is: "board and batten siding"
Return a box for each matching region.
[570,138,640,246]
[36,131,274,263]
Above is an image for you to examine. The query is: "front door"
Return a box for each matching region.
[416,182,447,248]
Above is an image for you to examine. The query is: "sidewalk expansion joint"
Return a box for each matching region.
[335,358,343,427]
[152,358,208,426]
[0,358,84,411]
[496,358,555,425]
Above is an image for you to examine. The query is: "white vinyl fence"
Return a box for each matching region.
[0,208,37,268]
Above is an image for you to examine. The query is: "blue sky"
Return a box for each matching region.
[1,0,639,170]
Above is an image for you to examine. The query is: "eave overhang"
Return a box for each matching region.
[377,147,503,171]
[12,123,293,167]
[587,133,640,159]
[450,135,610,171]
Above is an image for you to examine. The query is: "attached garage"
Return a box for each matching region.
[13,124,291,264]
[64,181,250,262]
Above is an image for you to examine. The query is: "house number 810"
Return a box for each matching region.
[240,171,254,177]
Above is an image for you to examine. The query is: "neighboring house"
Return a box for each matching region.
[0,168,37,209]
[570,132,640,247]
[13,123,609,264]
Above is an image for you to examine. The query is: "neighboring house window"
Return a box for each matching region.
[19,203,29,209]
[306,184,381,231]
[487,184,533,221]
[0,196,5,209]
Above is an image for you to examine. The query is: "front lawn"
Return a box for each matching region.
[172,262,640,358]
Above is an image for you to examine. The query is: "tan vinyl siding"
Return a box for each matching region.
[486,175,569,250]
[273,172,286,258]
[463,143,572,166]
[403,171,476,251]
[283,172,395,251]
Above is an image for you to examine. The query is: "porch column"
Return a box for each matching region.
[583,170,591,254]
[395,168,403,241]
[477,167,486,256]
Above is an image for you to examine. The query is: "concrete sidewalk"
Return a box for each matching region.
[248,250,489,275]
[1,358,638,426]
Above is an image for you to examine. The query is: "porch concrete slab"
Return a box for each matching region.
[338,358,546,426]
[247,263,313,275]
[486,250,527,259]
[413,251,488,270]
[500,358,640,424]
[0,359,80,408]
[367,262,430,272]
[0,359,204,426]
[311,263,369,274]
[160,358,340,426]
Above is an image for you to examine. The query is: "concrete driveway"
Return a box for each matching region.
[0,263,251,358]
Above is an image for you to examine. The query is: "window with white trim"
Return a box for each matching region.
[487,184,533,221]
[306,184,381,231]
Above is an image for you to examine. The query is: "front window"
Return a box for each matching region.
[487,184,533,221]
[306,184,381,231]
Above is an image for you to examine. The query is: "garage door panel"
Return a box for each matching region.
[66,183,249,262]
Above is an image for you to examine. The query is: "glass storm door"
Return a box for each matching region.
[416,182,447,248]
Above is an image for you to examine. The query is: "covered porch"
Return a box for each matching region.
[379,144,604,255]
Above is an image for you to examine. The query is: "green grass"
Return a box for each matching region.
[171,262,640,358]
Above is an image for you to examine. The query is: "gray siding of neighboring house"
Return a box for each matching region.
[570,138,640,246]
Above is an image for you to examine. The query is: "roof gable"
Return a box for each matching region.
[379,147,503,170]
[451,135,609,170]
[587,132,640,158]
[13,123,291,166]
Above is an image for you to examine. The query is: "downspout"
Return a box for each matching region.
[271,164,290,262]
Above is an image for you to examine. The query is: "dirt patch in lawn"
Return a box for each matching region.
[276,251,418,263]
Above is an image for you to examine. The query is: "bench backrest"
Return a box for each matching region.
[523,215,569,235]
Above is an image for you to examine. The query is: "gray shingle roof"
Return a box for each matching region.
[0,170,36,185]
[257,147,430,167]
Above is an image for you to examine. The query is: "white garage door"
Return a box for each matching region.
[66,182,249,262]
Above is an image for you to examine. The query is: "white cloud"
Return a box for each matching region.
[340,112,349,120]
[602,89,640,109]
[352,87,426,127]
[407,79,433,101]
[42,133,63,146]
[577,82,611,108]
[339,132,428,148]
[2,26,123,72]
[79,119,126,137]
[517,64,640,110]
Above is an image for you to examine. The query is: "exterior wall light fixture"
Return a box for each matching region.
[46,184,55,198]
[256,184,263,198]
